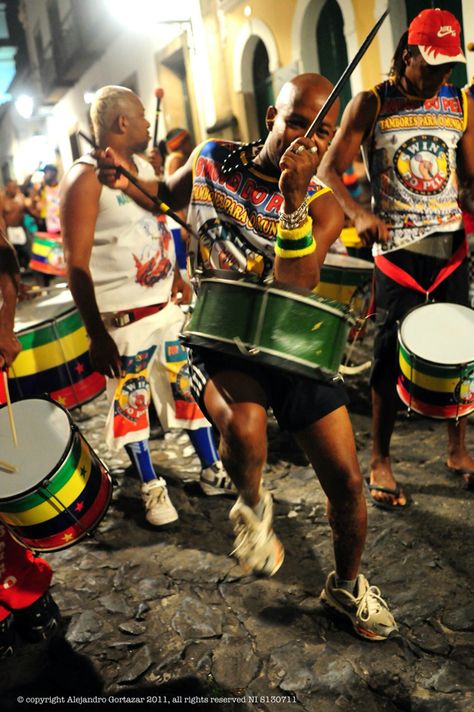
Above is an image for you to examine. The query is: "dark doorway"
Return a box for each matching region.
[253,39,274,140]
[317,0,351,121]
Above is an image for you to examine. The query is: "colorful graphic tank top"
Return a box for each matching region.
[365,80,467,255]
[187,139,331,279]
[78,154,175,312]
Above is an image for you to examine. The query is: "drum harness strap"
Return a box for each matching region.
[373,238,468,302]
[101,302,168,329]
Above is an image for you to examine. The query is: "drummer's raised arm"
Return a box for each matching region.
[95,146,194,215]
[319,92,389,246]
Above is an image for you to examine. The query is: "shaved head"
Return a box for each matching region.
[257,72,338,172]
[276,73,335,114]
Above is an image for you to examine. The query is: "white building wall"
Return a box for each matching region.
[51,31,170,171]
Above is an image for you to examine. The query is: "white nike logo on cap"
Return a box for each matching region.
[437,26,456,38]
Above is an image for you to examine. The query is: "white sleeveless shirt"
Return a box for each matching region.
[78,154,175,312]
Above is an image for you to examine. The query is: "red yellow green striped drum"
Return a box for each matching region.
[8,289,105,409]
[29,232,66,276]
[183,272,354,380]
[0,398,112,552]
[315,253,373,307]
[397,302,474,419]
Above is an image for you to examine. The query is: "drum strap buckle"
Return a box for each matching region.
[102,302,168,329]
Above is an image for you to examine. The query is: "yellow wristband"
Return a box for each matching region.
[277,216,313,240]
[274,237,316,258]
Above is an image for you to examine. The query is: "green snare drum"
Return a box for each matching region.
[183,273,354,380]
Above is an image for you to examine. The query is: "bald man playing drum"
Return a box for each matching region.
[96,73,398,641]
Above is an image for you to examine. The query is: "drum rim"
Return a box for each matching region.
[14,303,76,335]
[0,396,75,501]
[183,330,340,378]
[322,253,374,271]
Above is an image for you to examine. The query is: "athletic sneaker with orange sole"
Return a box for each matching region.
[320,571,398,641]
[229,489,284,577]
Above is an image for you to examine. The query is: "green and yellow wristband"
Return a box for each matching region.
[274,216,315,258]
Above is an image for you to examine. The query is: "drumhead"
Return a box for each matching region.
[15,288,74,332]
[0,398,71,499]
[400,303,474,365]
[323,253,373,271]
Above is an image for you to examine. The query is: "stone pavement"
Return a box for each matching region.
[1,363,474,711]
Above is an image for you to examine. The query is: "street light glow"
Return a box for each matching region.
[105,0,193,29]
[14,94,34,118]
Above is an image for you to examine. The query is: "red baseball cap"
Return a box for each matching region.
[408,8,466,65]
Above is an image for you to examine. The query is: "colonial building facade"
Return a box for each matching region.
[1,0,473,182]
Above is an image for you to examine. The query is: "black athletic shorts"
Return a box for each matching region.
[187,346,349,433]
[371,231,470,387]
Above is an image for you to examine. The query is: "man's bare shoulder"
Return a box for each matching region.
[347,90,379,120]
[60,161,99,197]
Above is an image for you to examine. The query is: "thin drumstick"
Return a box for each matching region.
[304,9,389,138]
[0,459,16,473]
[2,370,18,447]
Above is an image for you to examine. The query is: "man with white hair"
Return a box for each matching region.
[60,86,234,528]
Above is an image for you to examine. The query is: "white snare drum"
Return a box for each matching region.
[397,302,474,419]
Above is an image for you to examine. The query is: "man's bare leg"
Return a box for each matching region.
[370,381,408,508]
[203,370,268,504]
[295,406,366,579]
[203,369,284,576]
[447,417,474,488]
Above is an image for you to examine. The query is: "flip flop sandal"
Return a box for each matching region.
[365,478,412,511]
[445,464,474,490]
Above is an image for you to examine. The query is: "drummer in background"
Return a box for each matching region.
[37,164,61,235]
[0,180,31,271]
[319,7,474,502]
[96,73,398,641]
[60,86,235,530]
[0,225,61,657]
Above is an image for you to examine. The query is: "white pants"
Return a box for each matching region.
[104,301,209,451]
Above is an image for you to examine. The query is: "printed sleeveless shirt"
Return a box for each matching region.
[187,139,331,279]
[365,80,468,255]
[77,154,175,312]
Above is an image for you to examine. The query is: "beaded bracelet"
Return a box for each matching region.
[279,198,309,230]
[275,216,316,258]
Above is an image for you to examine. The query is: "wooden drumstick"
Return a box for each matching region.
[2,370,18,447]
[0,459,16,473]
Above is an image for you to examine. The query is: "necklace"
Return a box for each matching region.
[220,140,264,176]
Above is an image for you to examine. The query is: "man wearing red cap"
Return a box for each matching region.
[320,8,474,508]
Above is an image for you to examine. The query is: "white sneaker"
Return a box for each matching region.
[141,479,178,526]
[199,461,237,496]
[229,489,284,577]
[320,571,398,641]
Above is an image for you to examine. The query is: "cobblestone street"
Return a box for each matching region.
[1,366,474,711]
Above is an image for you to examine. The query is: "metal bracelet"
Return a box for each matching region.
[279,199,308,230]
